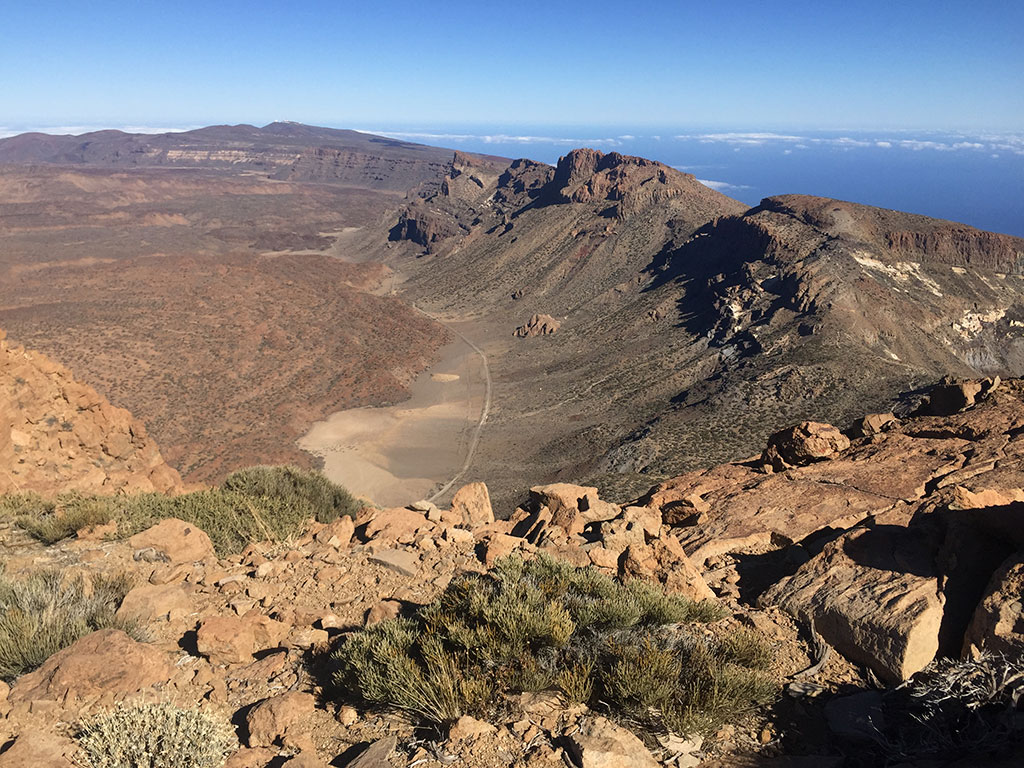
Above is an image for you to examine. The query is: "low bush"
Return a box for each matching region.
[77,700,235,768]
[332,555,774,735]
[864,654,1024,765]
[222,464,360,523]
[0,465,359,555]
[0,567,138,681]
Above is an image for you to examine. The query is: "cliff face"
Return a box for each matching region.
[0,330,182,496]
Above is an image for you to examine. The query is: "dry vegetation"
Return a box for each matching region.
[332,555,774,735]
[0,465,361,555]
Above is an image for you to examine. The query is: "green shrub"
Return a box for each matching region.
[77,700,235,768]
[222,464,361,523]
[332,555,773,735]
[0,465,359,555]
[0,567,138,681]
[15,493,115,544]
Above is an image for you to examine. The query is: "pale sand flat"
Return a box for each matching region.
[298,334,483,508]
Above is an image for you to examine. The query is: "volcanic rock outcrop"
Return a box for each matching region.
[0,329,181,495]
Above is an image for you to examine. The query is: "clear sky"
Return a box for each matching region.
[1,0,1022,132]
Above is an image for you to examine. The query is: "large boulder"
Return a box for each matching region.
[10,629,174,706]
[450,482,494,527]
[963,551,1024,658]
[513,314,561,338]
[762,421,850,471]
[128,518,216,563]
[196,614,289,666]
[761,517,945,683]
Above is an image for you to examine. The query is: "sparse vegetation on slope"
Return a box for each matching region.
[221,464,362,523]
[332,555,773,735]
[0,465,360,555]
[0,568,137,681]
[77,701,234,768]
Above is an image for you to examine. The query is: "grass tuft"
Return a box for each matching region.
[0,465,359,555]
[0,567,138,681]
[331,554,773,734]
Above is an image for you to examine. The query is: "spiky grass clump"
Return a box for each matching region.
[0,567,137,680]
[0,466,359,555]
[222,465,361,524]
[332,555,774,734]
[78,701,235,768]
[867,654,1024,763]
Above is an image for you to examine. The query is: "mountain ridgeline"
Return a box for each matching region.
[386,147,1024,501]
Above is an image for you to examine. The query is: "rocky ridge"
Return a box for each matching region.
[379,154,1024,506]
[1,377,1022,767]
[0,329,181,495]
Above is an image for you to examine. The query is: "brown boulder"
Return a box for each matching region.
[246,691,317,750]
[0,730,77,768]
[10,629,174,705]
[762,421,850,471]
[128,518,216,563]
[341,735,398,768]
[451,482,494,527]
[565,715,660,768]
[762,519,944,683]
[196,614,288,665]
[361,508,433,542]
[114,583,190,623]
[621,536,714,601]
[963,551,1024,658]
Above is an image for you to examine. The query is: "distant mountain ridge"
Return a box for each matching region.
[383,147,1024,502]
[0,122,506,193]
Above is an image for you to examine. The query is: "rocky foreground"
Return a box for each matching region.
[1,376,1023,766]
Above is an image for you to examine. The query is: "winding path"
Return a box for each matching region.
[412,305,492,502]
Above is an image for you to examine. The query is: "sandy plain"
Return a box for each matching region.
[298,328,486,507]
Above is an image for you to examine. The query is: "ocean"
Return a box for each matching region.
[362,126,1024,238]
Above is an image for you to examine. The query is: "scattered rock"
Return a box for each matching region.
[368,548,420,577]
[365,599,402,626]
[762,422,850,471]
[341,735,397,768]
[448,714,497,740]
[565,715,660,768]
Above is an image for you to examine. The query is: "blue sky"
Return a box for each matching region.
[1,0,1022,131]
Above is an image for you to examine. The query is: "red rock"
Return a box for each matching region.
[365,599,402,626]
[449,714,497,740]
[128,518,216,564]
[762,421,851,471]
[451,482,494,527]
[0,729,77,768]
[361,508,432,542]
[10,629,174,705]
[963,551,1024,658]
[114,583,190,623]
[246,691,317,750]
